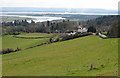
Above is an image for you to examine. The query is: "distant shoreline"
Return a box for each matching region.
[1,12,118,15]
[0,14,66,23]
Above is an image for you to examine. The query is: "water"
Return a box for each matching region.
[1,12,118,23]
[1,12,66,23]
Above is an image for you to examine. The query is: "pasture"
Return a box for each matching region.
[2,35,49,50]
[2,35,118,76]
[15,33,54,38]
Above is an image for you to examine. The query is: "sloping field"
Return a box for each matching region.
[2,35,118,76]
[2,35,49,50]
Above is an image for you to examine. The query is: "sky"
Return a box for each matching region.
[0,0,120,10]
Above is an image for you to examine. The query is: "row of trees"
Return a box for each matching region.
[85,15,120,38]
[86,15,120,27]
[2,20,33,26]
[108,19,120,38]
[87,19,120,38]
[3,20,77,35]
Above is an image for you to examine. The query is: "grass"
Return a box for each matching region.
[102,32,108,35]
[16,33,54,38]
[2,35,118,76]
[2,35,49,50]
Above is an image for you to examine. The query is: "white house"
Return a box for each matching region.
[78,28,88,33]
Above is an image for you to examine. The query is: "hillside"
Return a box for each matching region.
[86,15,119,27]
[2,35,118,76]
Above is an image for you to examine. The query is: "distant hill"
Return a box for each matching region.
[2,7,117,14]
[86,15,120,27]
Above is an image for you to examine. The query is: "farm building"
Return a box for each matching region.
[78,28,88,33]
[77,26,88,33]
[74,26,88,33]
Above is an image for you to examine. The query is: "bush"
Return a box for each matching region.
[2,48,21,54]
[15,47,21,52]
[49,38,53,43]
[87,26,96,33]
[2,48,14,54]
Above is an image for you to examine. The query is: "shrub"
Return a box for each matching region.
[2,48,21,54]
[61,33,91,41]
[87,26,96,33]
[2,48,14,54]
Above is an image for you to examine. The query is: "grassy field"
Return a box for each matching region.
[2,35,49,50]
[2,35,118,76]
[15,33,54,38]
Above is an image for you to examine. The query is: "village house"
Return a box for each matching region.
[73,26,88,33]
[67,26,88,35]
[77,26,88,33]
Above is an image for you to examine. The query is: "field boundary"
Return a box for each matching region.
[20,34,92,51]
[2,34,92,54]
[13,35,50,39]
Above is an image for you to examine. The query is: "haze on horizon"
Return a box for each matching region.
[0,0,119,10]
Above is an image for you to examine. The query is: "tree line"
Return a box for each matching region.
[85,15,119,27]
[2,15,120,38]
[2,20,77,35]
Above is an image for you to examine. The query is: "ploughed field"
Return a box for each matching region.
[2,34,118,76]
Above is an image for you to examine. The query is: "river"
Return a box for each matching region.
[1,12,66,23]
[1,12,118,23]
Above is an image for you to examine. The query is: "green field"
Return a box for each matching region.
[15,33,54,38]
[2,35,49,50]
[2,35,118,76]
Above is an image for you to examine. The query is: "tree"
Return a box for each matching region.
[14,20,17,26]
[108,19,120,38]
[47,21,50,26]
[31,20,35,23]
[87,26,96,33]
[63,20,65,22]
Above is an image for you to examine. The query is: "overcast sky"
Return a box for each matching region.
[0,0,119,10]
